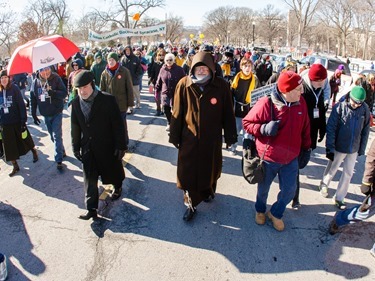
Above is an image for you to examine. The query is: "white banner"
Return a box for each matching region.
[250,83,276,107]
[88,24,166,42]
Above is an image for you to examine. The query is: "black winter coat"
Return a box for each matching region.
[302,82,327,150]
[71,91,127,184]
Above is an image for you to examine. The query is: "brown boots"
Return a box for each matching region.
[9,161,20,177]
[32,148,38,163]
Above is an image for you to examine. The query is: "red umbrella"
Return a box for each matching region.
[7,35,79,75]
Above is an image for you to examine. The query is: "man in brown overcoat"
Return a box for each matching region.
[169,51,237,221]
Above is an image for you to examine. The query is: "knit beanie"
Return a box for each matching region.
[107,52,119,62]
[350,86,366,103]
[277,71,303,93]
[308,64,327,81]
[73,70,94,87]
[94,52,102,59]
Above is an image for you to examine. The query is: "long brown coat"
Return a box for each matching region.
[169,52,237,206]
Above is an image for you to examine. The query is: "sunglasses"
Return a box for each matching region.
[166,59,173,62]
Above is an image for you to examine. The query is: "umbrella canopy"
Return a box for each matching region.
[7,35,79,75]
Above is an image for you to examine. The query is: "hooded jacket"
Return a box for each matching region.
[326,94,370,155]
[169,52,237,206]
[120,46,143,85]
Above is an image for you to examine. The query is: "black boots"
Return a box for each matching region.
[9,161,20,177]
[79,209,98,220]
[183,207,196,221]
[112,187,122,201]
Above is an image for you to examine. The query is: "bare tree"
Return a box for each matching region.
[230,7,257,47]
[259,5,284,47]
[165,14,183,44]
[352,0,375,59]
[0,1,19,57]
[93,0,165,44]
[17,18,45,45]
[319,0,354,56]
[203,6,235,45]
[284,0,321,49]
[46,0,70,36]
[72,12,108,45]
[24,0,56,35]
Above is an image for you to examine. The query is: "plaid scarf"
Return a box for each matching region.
[79,89,98,122]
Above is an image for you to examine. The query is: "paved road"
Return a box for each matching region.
[0,85,374,281]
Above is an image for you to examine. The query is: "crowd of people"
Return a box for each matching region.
[0,42,374,269]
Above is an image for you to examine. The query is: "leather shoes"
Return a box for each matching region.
[203,194,215,203]
[112,187,122,201]
[183,207,196,221]
[32,149,38,163]
[79,210,97,220]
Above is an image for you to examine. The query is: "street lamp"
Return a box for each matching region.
[335,44,338,57]
[252,21,255,47]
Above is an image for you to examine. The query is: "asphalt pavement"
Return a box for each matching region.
[0,84,374,281]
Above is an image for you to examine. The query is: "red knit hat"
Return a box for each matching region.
[277,71,303,93]
[308,64,327,81]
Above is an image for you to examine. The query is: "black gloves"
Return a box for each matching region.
[360,183,372,196]
[74,151,83,162]
[114,149,126,160]
[260,120,280,136]
[32,115,41,125]
[298,149,311,169]
[326,152,334,162]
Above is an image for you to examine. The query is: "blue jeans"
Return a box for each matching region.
[44,113,65,163]
[255,157,298,219]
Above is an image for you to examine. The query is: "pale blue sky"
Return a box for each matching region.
[8,0,288,27]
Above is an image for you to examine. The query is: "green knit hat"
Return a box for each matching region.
[350,86,366,102]
[107,52,119,62]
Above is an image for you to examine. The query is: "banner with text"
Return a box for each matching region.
[88,24,166,42]
[250,83,276,107]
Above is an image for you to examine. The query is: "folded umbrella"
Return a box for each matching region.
[7,34,79,75]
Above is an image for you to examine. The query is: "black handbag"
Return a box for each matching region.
[241,95,273,184]
[242,139,265,184]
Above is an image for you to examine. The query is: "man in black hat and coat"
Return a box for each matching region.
[71,70,127,220]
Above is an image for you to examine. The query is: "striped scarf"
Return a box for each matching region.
[79,89,98,122]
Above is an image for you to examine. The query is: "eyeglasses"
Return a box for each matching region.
[166,59,173,62]
[194,66,210,73]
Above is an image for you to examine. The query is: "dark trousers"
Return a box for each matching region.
[120,112,130,146]
[82,154,123,210]
[83,161,99,211]
[164,105,172,124]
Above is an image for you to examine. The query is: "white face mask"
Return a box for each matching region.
[195,74,208,80]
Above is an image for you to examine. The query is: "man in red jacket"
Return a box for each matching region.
[243,71,311,231]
